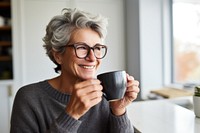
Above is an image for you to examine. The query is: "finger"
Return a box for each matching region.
[127,74,134,81]
[79,91,103,108]
[74,79,102,91]
[75,84,103,98]
[126,86,140,93]
[87,90,103,100]
[127,80,139,87]
[125,91,138,100]
[75,79,101,89]
[88,96,102,108]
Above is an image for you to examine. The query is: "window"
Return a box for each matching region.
[172,0,200,84]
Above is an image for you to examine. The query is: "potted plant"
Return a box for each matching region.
[194,86,200,96]
[193,86,200,117]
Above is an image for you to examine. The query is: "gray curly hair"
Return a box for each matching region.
[43,8,108,73]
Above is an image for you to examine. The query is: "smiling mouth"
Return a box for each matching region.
[80,65,95,69]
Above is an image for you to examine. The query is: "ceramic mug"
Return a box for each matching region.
[97,70,127,101]
[193,96,200,117]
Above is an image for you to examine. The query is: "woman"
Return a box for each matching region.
[10,8,140,133]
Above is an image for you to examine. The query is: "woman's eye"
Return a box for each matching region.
[77,46,87,50]
[94,46,102,51]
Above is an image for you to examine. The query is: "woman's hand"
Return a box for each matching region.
[109,74,140,116]
[65,79,103,120]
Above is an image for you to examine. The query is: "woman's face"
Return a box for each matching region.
[58,28,103,80]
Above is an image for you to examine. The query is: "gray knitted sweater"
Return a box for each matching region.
[10,80,134,133]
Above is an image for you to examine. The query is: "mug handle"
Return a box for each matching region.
[103,93,108,100]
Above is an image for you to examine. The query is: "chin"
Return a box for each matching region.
[80,74,95,80]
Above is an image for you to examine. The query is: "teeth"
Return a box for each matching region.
[82,65,95,69]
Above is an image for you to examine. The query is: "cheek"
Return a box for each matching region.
[62,50,77,71]
[63,49,76,63]
[96,59,102,68]
[71,59,79,71]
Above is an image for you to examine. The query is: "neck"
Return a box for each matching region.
[48,74,78,94]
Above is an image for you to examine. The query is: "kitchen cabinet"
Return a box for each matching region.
[0,0,13,80]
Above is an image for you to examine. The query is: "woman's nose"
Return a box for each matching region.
[85,49,96,61]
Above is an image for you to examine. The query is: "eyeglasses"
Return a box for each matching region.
[66,42,107,59]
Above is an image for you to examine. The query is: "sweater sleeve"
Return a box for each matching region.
[10,87,82,133]
[47,112,82,133]
[109,111,134,133]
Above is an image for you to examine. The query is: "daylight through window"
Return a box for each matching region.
[172,1,200,84]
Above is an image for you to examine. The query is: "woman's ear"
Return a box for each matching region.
[52,50,62,65]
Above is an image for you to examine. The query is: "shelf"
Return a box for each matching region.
[0,26,11,31]
[0,0,12,81]
[0,41,11,46]
[0,56,12,61]
[0,2,10,8]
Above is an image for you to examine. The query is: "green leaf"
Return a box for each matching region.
[195,86,200,96]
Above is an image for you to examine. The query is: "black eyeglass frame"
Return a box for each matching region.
[65,42,108,59]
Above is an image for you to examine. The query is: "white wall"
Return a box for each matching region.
[126,0,172,99]
[0,84,11,133]
[140,0,164,98]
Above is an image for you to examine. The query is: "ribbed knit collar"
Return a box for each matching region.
[41,80,71,104]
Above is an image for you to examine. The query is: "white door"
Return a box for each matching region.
[0,83,12,133]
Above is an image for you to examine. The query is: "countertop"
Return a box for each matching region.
[127,97,200,133]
